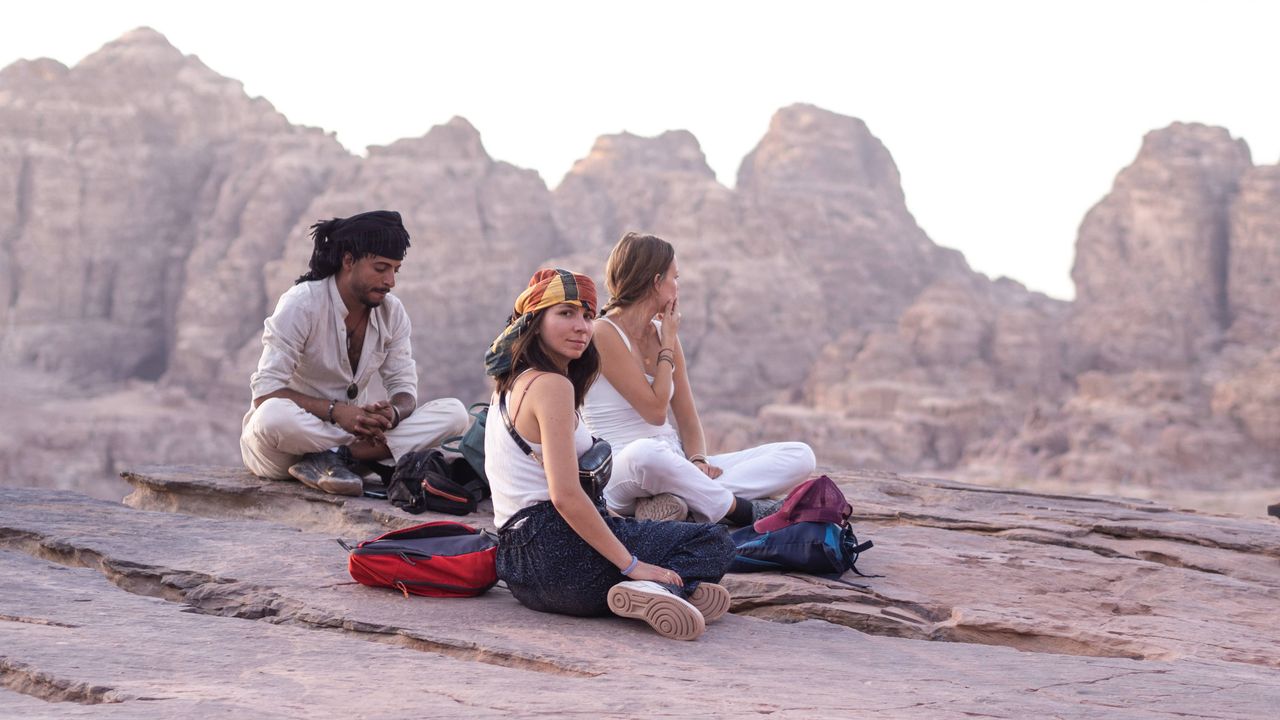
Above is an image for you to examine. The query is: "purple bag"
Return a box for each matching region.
[753,475,852,533]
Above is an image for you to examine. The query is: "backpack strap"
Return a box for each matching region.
[841,523,881,578]
[846,538,880,578]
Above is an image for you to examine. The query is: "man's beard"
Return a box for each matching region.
[360,287,390,308]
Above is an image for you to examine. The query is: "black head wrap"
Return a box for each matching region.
[295,210,411,284]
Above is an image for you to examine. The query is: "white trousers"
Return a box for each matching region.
[240,397,469,480]
[604,437,816,522]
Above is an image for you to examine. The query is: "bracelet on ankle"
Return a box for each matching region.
[327,399,338,424]
[621,554,639,576]
[688,453,708,465]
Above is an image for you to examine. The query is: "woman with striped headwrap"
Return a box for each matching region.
[485,269,736,641]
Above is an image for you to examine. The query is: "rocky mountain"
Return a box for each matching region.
[951,124,1279,505]
[1,29,1277,514]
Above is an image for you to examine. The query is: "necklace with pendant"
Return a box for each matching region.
[345,330,358,398]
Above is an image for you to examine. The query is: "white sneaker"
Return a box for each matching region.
[607,581,705,641]
[687,582,731,622]
[635,493,690,522]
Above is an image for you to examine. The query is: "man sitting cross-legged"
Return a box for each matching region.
[240,210,467,495]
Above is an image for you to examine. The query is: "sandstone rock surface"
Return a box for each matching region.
[4,470,1280,717]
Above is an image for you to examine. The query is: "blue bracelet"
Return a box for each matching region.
[621,555,639,576]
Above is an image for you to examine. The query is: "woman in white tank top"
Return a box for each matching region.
[483,268,736,641]
[583,233,816,525]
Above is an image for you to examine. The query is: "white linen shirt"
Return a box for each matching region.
[249,276,418,406]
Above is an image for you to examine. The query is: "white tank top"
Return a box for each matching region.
[485,377,593,528]
[582,316,680,454]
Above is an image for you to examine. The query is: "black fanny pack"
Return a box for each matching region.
[498,393,612,505]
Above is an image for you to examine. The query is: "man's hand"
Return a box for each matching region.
[363,401,396,428]
[332,403,388,441]
[698,463,723,479]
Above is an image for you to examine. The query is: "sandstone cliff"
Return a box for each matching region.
[0,28,340,383]
[950,125,1279,505]
[1,29,1277,513]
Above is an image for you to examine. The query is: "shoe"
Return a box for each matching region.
[607,581,705,641]
[751,498,784,524]
[635,493,689,522]
[288,451,364,496]
[686,582,731,622]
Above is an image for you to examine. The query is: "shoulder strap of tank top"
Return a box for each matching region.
[499,391,538,461]
[598,315,633,351]
[509,370,548,424]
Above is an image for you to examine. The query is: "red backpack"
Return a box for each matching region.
[342,521,498,598]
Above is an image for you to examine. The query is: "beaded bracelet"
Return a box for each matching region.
[621,554,640,576]
[326,399,338,424]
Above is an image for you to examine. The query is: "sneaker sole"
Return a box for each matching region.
[607,584,705,641]
[687,582,731,622]
[635,493,689,522]
[316,475,364,496]
[288,457,364,496]
[287,464,325,491]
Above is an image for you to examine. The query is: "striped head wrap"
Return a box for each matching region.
[485,269,598,377]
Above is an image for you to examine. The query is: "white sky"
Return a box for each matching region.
[5,0,1278,299]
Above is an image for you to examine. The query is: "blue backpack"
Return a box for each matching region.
[728,521,874,579]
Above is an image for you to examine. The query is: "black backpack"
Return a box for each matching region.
[727,521,875,579]
[387,449,489,516]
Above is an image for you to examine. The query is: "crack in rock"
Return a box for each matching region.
[0,658,127,705]
[0,533,597,679]
[858,511,1264,578]
[0,614,79,628]
[1028,668,1171,692]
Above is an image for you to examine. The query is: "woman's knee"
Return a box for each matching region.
[620,438,686,472]
[615,438,659,475]
[786,442,817,475]
[712,524,737,562]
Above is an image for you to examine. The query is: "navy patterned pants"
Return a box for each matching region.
[497,501,737,617]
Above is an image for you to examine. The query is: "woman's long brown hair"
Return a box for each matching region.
[493,307,600,409]
[601,232,675,316]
